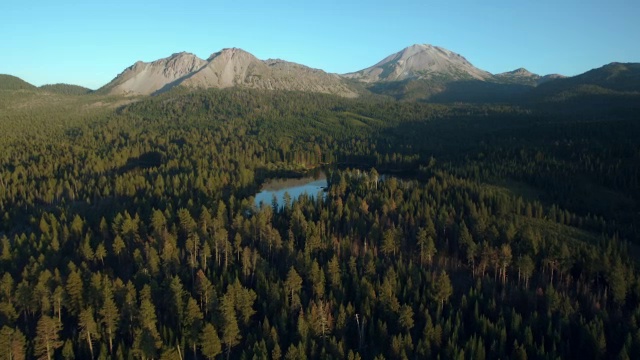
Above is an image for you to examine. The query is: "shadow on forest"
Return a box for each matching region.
[116,151,164,175]
[428,80,532,103]
[367,78,533,103]
[254,166,326,183]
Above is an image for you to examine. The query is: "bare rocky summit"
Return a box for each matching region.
[101,48,358,97]
[343,44,492,83]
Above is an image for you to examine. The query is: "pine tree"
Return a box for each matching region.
[220,293,240,360]
[133,287,162,360]
[609,259,627,306]
[65,270,83,315]
[516,255,534,288]
[381,228,399,258]
[432,271,453,311]
[199,323,222,360]
[195,270,215,315]
[183,297,203,360]
[35,315,63,360]
[327,255,342,289]
[285,266,303,311]
[499,244,512,284]
[79,307,100,359]
[94,242,107,266]
[398,304,414,333]
[0,325,26,360]
[99,287,119,354]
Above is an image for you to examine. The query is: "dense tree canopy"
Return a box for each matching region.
[1,86,639,359]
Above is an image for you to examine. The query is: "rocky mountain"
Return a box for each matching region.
[100,44,575,101]
[100,48,358,97]
[100,52,207,95]
[342,44,533,102]
[341,44,572,102]
[495,68,565,86]
[343,44,492,83]
[73,44,640,104]
[7,46,639,107]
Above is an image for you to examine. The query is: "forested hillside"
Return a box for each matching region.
[1,87,639,359]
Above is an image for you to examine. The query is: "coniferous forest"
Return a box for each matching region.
[1,85,640,360]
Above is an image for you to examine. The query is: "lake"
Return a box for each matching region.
[254,172,327,208]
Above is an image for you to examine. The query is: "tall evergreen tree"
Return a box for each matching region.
[35,315,63,360]
[199,323,222,360]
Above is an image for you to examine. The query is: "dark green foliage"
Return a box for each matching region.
[0,85,639,359]
[39,83,92,95]
[535,62,640,94]
[199,323,221,359]
[0,74,36,90]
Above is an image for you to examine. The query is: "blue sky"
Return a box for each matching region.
[1,0,638,89]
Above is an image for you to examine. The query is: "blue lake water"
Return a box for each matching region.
[254,173,327,208]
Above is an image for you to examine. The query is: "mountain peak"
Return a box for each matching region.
[344,44,491,83]
[207,47,254,61]
[165,51,199,60]
[398,44,437,57]
[398,44,455,58]
[497,68,538,78]
[404,43,434,51]
[508,68,534,76]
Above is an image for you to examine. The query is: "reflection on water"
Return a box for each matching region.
[254,172,327,208]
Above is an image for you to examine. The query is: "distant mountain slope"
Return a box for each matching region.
[0,74,36,90]
[495,68,565,86]
[39,83,92,95]
[534,62,640,96]
[522,62,640,108]
[343,44,492,83]
[519,62,640,116]
[100,48,359,97]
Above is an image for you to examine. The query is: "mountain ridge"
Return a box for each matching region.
[6,45,639,103]
[100,48,359,97]
[495,67,566,86]
[530,62,640,102]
